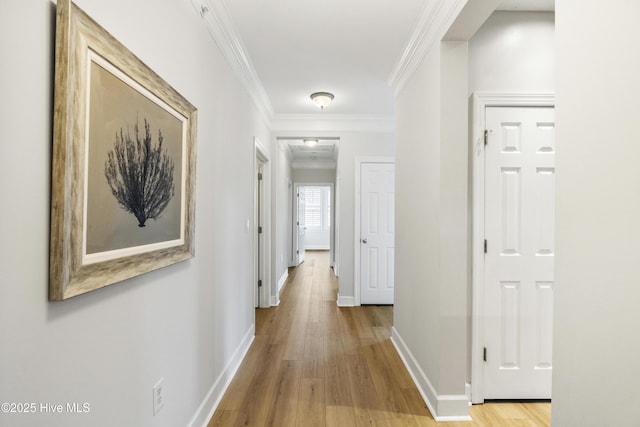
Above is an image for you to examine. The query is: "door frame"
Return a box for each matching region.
[254,136,271,309]
[292,183,335,266]
[292,182,306,266]
[354,157,394,307]
[470,93,555,403]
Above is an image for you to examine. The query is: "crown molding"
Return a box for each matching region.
[291,160,337,170]
[387,0,467,95]
[191,0,274,124]
[271,114,395,133]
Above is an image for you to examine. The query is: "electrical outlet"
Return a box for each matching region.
[153,378,165,415]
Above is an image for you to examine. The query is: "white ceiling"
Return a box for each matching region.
[497,0,555,12]
[224,0,425,116]
[218,0,554,128]
[287,139,337,166]
[218,0,554,163]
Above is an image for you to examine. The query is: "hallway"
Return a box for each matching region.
[207,251,550,426]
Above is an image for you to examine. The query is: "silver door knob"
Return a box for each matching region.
[362,238,368,244]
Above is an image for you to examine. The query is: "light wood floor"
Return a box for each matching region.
[208,251,550,426]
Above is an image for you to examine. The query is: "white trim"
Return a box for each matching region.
[387,0,467,94]
[272,114,395,133]
[190,0,273,124]
[291,160,337,169]
[336,294,355,307]
[255,136,270,162]
[188,325,255,427]
[292,183,304,267]
[270,269,289,306]
[391,327,471,421]
[254,137,271,308]
[471,92,555,404]
[277,269,289,293]
[354,157,394,306]
[391,328,471,421]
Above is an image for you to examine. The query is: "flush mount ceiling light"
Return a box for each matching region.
[310,92,334,110]
[303,139,318,147]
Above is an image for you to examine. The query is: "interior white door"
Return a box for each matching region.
[484,106,555,399]
[360,163,395,305]
[296,188,306,265]
[255,162,264,308]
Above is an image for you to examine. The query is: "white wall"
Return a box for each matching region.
[292,168,336,184]
[395,44,443,398]
[553,1,640,425]
[0,1,269,426]
[469,11,554,95]
[272,142,292,297]
[394,40,470,418]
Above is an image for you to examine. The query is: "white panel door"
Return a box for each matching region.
[484,106,555,399]
[360,163,395,305]
[296,188,306,265]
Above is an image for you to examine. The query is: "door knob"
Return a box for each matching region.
[362,238,368,244]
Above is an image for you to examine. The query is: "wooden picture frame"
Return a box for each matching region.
[50,0,197,300]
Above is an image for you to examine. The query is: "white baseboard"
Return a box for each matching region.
[270,270,289,306]
[188,325,255,427]
[390,327,471,422]
[336,294,355,307]
[277,270,288,294]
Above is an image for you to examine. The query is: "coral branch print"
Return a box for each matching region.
[105,117,175,227]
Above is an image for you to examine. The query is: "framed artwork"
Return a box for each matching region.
[50,0,197,300]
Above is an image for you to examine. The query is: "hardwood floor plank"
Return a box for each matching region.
[399,389,432,418]
[296,378,326,427]
[353,407,378,426]
[523,403,552,426]
[305,320,324,346]
[301,359,325,379]
[324,351,353,406]
[326,405,357,426]
[255,307,275,336]
[282,319,307,361]
[352,306,376,340]
[231,344,284,425]
[382,418,423,427]
[215,335,269,411]
[321,301,340,336]
[361,338,413,417]
[336,309,361,356]
[264,360,302,427]
[207,251,550,427]
[344,351,382,410]
[376,339,416,390]
[206,409,241,427]
[323,330,343,362]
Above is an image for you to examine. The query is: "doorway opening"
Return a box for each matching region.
[293,183,335,269]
